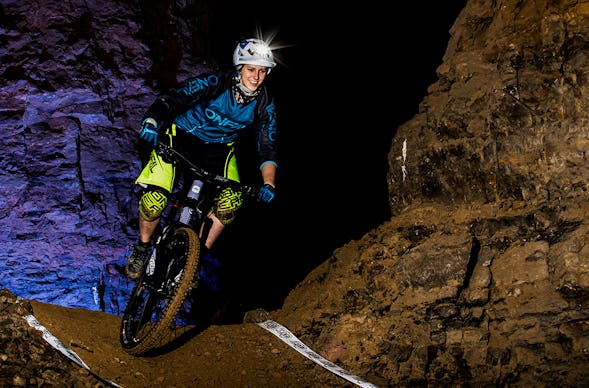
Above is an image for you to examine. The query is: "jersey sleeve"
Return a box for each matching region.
[255,91,279,169]
[143,71,226,126]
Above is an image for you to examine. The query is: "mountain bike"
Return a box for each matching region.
[120,142,259,356]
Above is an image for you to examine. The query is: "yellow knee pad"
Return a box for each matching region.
[213,187,243,225]
[139,190,168,221]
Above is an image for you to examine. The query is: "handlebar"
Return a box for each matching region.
[155,142,260,199]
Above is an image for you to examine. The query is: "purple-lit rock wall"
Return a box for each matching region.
[0,0,209,314]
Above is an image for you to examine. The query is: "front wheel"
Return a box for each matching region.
[120,227,201,355]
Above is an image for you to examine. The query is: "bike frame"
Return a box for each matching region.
[120,142,259,355]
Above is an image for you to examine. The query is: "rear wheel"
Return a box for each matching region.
[120,227,200,355]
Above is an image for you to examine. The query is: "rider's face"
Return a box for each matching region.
[239,65,268,91]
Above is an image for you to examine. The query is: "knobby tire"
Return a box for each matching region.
[120,227,200,356]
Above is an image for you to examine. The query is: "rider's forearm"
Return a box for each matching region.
[260,162,276,187]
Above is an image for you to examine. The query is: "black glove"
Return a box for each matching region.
[257,184,275,203]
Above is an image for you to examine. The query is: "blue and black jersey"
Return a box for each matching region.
[144,70,278,170]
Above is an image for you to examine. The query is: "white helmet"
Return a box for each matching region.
[233,38,276,71]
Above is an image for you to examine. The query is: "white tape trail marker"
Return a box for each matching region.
[257,320,381,388]
[23,315,122,388]
[401,138,408,181]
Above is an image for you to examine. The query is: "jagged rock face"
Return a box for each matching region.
[0,0,209,313]
[275,0,589,385]
[388,0,589,212]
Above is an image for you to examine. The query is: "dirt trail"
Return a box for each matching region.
[29,300,352,387]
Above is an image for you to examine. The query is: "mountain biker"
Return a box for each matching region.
[124,38,278,280]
